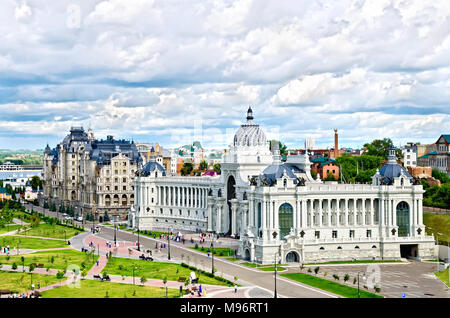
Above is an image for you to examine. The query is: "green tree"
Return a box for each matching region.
[314,267,320,275]
[344,273,350,284]
[30,176,43,191]
[199,160,208,171]
[324,171,337,181]
[213,163,221,174]
[103,211,110,222]
[180,162,194,176]
[363,138,396,159]
[432,169,450,184]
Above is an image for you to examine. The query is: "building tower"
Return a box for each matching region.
[334,129,338,158]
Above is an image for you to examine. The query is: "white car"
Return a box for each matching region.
[76,216,83,222]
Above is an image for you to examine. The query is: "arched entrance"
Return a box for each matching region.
[244,249,250,261]
[396,201,410,237]
[279,203,294,238]
[285,251,300,263]
[226,175,236,235]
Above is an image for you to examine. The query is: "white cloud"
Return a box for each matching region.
[14,2,32,20]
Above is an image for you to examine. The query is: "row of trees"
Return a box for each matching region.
[180,161,221,176]
[422,170,450,209]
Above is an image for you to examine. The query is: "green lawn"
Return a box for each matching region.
[240,262,287,268]
[0,236,68,249]
[103,257,228,286]
[0,224,21,234]
[188,246,235,257]
[435,267,450,287]
[225,258,240,262]
[40,279,181,298]
[281,273,383,298]
[258,266,287,272]
[0,270,63,294]
[423,212,450,245]
[0,249,98,271]
[17,223,84,239]
[303,260,405,265]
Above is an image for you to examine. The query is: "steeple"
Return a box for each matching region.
[246,106,254,124]
[272,142,281,165]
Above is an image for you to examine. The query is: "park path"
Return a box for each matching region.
[0,247,72,256]
[88,255,108,275]
[13,218,28,225]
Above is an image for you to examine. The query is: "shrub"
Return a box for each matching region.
[344,273,350,284]
[353,277,357,285]
[12,262,17,270]
[56,270,65,279]
[323,272,327,277]
[332,274,340,281]
[314,267,320,275]
[307,268,312,273]
[195,243,199,249]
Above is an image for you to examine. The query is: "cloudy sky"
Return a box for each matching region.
[1,0,449,150]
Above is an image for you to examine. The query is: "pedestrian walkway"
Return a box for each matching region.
[0,247,72,256]
[13,234,67,241]
[88,255,108,275]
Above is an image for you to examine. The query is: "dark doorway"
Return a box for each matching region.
[226,176,236,235]
[244,249,250,261]
[400,244,418,258]
[286,251,300,263]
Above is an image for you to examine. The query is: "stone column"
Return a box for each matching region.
[249,196,254,228]
[274,201,279,231]
[207,199,214,231]
[370,198,374,225]
[353,199,357,226]
[231,199,238,237]
[295,200,299,231]
[261,198,266,240]
[379,198,385,237]
[344,199,349,227]
[268,200,273,230]
[301,199,306,229]
[418,198,423,225]
[362,198,366,226]
[327,199,331,226]
[318,199,323,227]
[216,202,222,233]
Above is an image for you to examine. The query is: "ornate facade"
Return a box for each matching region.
[130,108,435,264]
[42,127,142,220]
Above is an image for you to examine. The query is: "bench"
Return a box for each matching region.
[38,263,44,268]
[93,274,102,280]
[0,290,11,295]
[178,277,186,282]
[102,275,111,281]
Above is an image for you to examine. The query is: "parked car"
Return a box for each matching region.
[76,216,83,222]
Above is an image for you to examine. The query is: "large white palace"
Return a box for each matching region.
[129,108,435,264]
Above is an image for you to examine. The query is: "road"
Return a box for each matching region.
[97,225,336,298]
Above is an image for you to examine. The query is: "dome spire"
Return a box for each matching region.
[246,106,254,123]
[387,145,397,163]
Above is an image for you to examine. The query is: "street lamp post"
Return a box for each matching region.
[211,242,214,275]
[114,215,117,245]
[357,272,366,298]
[137,217,140,252]
[168,233,171,260]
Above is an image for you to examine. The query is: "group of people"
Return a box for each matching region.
[0,245,11,254]
[4,292,39,298]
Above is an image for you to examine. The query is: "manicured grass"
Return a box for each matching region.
[17,223,84,239]
[240,262,287,268]
[225,258,240,262]
[0,236,68,249]
[258,266,287,272]
[423,212,450,245]
[188,246,235,257]
[103,257,228,286]
[0,249,98,271]
[0,270,63,294]
[435,267,450,287]
[40,279,181,298]
[281,273,383,298]
[303,260,404,265]
[0,224,21,234]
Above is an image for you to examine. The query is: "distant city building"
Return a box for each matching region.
[42,127,143,220]
[0,188,12,201]
[311,157,340,180]
[0,162,42,189]
[417,134,450,177]
[305,138,316,150]
[24,180,42,201]
[136,143,173,174]
[402,142,417,168]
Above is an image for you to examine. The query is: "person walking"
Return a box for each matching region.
[234,284,237,293]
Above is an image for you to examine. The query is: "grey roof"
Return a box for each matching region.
[141,161,166,176]
[89,136,142,167]
[261,163,297,186]
[378,164,412,179]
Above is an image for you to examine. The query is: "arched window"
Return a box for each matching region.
[372,245,377,249]
[355,246,360,249]
[279,203,294,238]
[337,246,342,250]
[121,194,127,206]
[319,247,325,250]
[257,202,262,232]
[105,195,111,206]
[283,179,287,187]
[396,201,410,237]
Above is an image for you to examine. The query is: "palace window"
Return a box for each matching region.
[366,230,372,238]
[315,231,320,239]
[349,230,355,238]
[332,230,337,238]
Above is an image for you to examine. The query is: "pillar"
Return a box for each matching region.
[344,199,349,227]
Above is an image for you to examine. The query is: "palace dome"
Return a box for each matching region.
[233,107,267,147]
